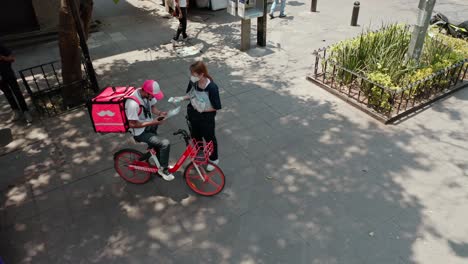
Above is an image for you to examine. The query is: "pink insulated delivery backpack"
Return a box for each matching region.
[88,86,142,133]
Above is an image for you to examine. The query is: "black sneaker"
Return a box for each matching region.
[279,14,286,18]
[269,14,274,19]
[182,34,188,40]
[172,36,179,42]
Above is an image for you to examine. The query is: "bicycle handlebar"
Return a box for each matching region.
[173,129,190,139]
[173,129,185,135]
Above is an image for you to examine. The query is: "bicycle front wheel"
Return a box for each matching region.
[184,162,225,196]
[114,149,152,184]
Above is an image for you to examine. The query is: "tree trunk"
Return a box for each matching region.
[58,0,93,108]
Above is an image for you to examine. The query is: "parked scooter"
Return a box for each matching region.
[430,12,468,39]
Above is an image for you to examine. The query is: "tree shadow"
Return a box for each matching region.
[287,0,305,6]
[2,1,467,263]
[0,128,13,148]
[449,240,468,258]
[0,44,436,263]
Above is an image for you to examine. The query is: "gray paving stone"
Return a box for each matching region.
[2,0,468,263]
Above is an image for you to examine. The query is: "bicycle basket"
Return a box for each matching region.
[189,140,214,164]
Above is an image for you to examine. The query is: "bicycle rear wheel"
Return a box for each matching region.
[184,162,225,196]
[114,149,152,184]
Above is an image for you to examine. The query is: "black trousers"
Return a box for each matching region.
[188,107,218,161]
[175,7,188,39]
[0,66,28,112]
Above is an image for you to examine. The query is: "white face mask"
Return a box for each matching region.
[190,75,200,83]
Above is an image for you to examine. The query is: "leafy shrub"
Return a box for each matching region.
[324,24,467,111]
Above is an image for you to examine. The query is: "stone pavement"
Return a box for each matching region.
[1,0,468,263]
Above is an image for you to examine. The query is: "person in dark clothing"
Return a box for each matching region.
[0,42,32,123]
[173,0,188,41]
[169,61,222,171]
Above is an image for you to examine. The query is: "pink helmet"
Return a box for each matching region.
[142,80,164,100]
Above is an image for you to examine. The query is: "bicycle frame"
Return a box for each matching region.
[127,139,207,181]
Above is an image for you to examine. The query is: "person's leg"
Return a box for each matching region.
[270,0,278,15]
[201,114,218,161]
[134,129,171,168]
[181,7,188,38]
[279,0,286,16]
[0,79,20,110]
[195,113,218,161]
[199,114,218,171]
[174,14,183,40]
[2,67,28,112]
[188,110,203,142]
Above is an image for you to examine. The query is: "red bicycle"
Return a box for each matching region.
[113,128,225,196]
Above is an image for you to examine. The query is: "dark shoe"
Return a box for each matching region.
[269,14,274,19]
[172,36,179,42]
[195,149,205,161]
[182,34,188,40]
[279,14,286,18]
[24,111,33,124]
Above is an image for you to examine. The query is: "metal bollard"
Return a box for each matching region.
[351,1,360,26]
[311,0,317,12]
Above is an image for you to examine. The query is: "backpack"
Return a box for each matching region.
[88,86,143,133]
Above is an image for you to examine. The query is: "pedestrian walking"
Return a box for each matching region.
[269,0,287,19]
[0,42,32,124]
[173,0,188,41]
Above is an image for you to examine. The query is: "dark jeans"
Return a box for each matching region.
[188,107,218,161]
[134,126,171,168]
[0,66,28,112]
[175,7,188,39]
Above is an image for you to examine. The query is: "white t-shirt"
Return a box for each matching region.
[125,89,157,136]
[179,0,187,8]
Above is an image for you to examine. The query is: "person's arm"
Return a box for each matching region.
[125,100,163,128]
[151,105,167,116]
[167,82,191,103]
[0,55,14,62]
[175,0,182,17]
[128,119,163,128]
[5,55,15,62]
[205,83,222,112]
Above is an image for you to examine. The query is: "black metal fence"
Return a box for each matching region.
[19,60,96,117]
[307,47,468,124]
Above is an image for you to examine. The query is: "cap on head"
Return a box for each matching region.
[142,80,164,100]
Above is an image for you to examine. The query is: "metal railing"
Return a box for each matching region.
[307,47,468,124]
[19,60,95,117]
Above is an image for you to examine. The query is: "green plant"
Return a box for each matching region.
[324,23,467,113]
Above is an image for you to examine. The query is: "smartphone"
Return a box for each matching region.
[157,116,165,121]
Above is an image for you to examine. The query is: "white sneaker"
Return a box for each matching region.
[23,111,33,124]
[206,159,219,172]
[158,168,175,181]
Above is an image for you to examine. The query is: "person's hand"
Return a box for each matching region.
[178,14,183,19]
[153,117,165,125]
[159,111,168,117]
[1,56,15,62]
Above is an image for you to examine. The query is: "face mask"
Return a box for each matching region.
[190,75,200,83]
